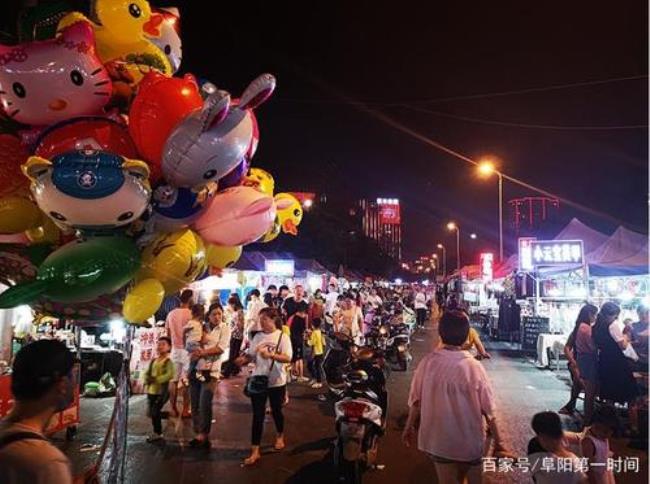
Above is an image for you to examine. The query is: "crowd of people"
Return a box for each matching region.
[0,280,647,483]
[560,302,648,435]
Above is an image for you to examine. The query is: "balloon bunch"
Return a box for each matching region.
[0,0,303,324]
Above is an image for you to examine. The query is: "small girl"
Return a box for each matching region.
[580,406,618,484]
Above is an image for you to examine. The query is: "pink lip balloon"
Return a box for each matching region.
[192,186,275,246]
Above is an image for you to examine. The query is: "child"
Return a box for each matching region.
[183,304,206,380]
[307,318,326,389]
[580,406,618,484]
[145,337,175,442]
[527,411,586,483]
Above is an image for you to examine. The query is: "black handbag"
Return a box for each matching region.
[244,332,283,397]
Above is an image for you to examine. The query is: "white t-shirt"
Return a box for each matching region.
[609,321,639,361]
[367,294,383,309]
[408,348,496,461]
[247,330,293,387]
[199,322,231,377]
[245,297,267,334]
[0,422,72,484]
[325,291,339,314]
[414,292,427,310]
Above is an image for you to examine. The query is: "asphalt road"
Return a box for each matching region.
[55,322,647,484]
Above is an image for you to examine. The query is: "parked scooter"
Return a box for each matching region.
[329,342,388,483]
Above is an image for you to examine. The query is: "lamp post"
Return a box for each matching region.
[446,222,460,271]
[436,243,446,278]
[478,160,504,262]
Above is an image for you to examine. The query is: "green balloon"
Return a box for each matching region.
[0,237,141,308]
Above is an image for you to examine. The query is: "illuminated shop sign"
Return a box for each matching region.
[520,239,584,271]
[264,259,295,276]
[480,252,494,281]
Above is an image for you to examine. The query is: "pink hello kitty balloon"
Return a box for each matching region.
[0,22,112,127]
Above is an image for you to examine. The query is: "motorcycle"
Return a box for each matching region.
[333,369,387,483]
[386,322,412,371]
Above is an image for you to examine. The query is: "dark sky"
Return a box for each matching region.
[18,1,650,262]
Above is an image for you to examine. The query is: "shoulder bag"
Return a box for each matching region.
[244,332,284,397]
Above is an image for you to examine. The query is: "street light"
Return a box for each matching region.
[446,222,461,271]
[470,233,477,240]
[436,243,447,278]
[477,159,504,262]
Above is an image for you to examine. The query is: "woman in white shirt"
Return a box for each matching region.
[235,307,292,466]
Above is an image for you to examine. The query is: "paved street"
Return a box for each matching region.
[55,323,647,483]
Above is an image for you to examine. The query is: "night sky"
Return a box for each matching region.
[10,1,650,263]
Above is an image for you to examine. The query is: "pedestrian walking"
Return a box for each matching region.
[145,337,174,443]
[187,303,231,449]
[235,307,292,466]
[289,306,309,382]
[559,304,598,424]
[414,286,427,328]
[165,289,194,418]
[223,296,245,377]
[0,340,76,484]
[402,310,511,483]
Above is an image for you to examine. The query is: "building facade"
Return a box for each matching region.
[358,198,402,261]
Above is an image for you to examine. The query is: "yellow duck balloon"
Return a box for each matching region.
[58,0,172,86]
[137,228,207,294]
[243,168,275,197]
[275,193,303,235]
[260,193,303,243]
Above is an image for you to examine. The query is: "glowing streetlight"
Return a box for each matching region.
[436,243,447,278]
[446,222,461,271]
[303,199,314,209]
[477,158,504,262]
[470,233,477,240]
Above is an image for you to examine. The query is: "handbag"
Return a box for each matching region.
[244,332,283,397]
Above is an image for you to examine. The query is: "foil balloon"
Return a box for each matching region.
[151,185,209,233]
[259,217,281,243]
[128,71,203,177]
[205,244,242,269]
[0,22,112,127]
[243,167,275,196]
[58,0,172,86]
[23,150,151,231]
[33,117,138,161]
[193,186,276,246]
[150,8,182,74]
[218,158,249,191]
[0,236,141,307]
[137,228,207,294]
[123,278,165,324]
[0,197,42,234]
[275,193,303,235]
[0,134,30,198]
[162,73,276,189]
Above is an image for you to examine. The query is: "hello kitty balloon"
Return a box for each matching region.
[0,22,112,128]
